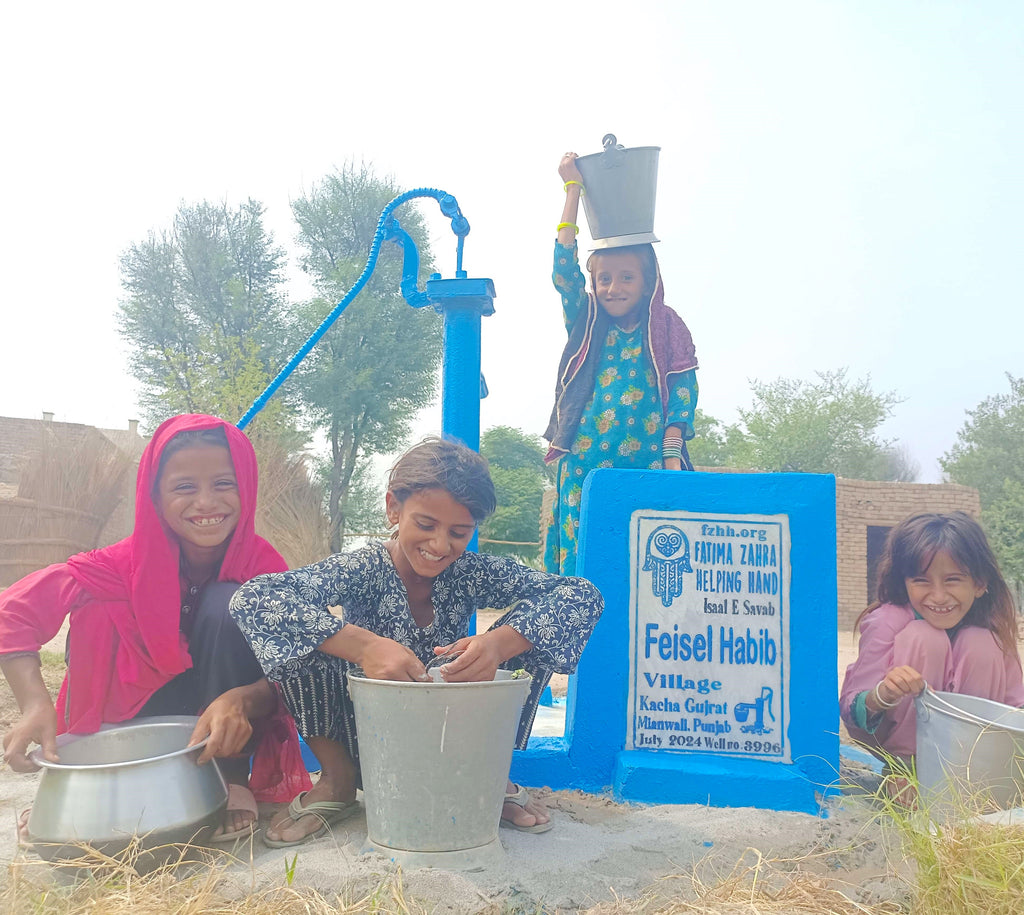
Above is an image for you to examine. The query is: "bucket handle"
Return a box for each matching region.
[598,133,627,169]
[919,684,1024,733]
[915,683,934,723]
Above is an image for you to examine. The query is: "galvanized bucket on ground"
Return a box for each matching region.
[915,687,1024,814]
[575,133,660,248]
[348,669,530,869]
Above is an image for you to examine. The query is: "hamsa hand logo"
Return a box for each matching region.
[643,525,692,607]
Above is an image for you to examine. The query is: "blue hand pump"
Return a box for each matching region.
[236,188,495,450]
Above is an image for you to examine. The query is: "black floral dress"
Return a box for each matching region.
[229,542,603,765]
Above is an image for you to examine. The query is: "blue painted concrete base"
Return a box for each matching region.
[613,751,831,814]
[512,469,839,814]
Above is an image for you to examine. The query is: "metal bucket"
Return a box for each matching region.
[915,688,1024,813]
[348,669,530,868]
[27,716,228,864]
[575,133,660,248]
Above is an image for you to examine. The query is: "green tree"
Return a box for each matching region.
[479,426,551,567]
[686,409,747,468]
[117,198,294,439]
[941,374,1024,586]
[736,369,904,479]
[290,164,442,551]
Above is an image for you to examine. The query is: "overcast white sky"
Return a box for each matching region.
[2,1,1021,483]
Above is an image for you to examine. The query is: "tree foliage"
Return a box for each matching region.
[290,163,442,551]
[118,199,293,436]
[735,369,904,478]
[688,371,908,480]
[686,409,748,468]
[480,426,551,566]
[941,374,1024,585]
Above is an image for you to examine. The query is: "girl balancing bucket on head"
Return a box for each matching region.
[543,136,699,577]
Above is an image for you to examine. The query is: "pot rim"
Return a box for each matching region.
[28,714,211,772]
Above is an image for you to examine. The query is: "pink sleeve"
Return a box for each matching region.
[839,604,911,725]
[1002,651,1024,707]
[0,564,85,655]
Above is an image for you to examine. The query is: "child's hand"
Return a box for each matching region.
[2,703,59,772]
[189,691,253,764]
[432,636,501,683]
[870,665,925,712]
[434,625,533,683]
[559,152,584,185]
[360,635,427,682]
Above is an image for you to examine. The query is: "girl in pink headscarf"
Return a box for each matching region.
[0,414,310,841]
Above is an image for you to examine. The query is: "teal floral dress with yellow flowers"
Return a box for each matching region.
[543,241,698,576]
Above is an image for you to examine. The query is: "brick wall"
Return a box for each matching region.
[836,478,980,630]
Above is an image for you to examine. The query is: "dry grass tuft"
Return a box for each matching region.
[0,426,136,586]
[907,818,1024,915]
[14,426,134,524]
[3,846,429,915]
[584,848,901,914]
[868,764,1024,915]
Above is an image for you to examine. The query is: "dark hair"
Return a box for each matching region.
[586,243,659,305]
[860,511,1018,654]
[155,427,231,487]
[387,437,496,522]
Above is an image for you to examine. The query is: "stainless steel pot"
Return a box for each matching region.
[27,715,228,863]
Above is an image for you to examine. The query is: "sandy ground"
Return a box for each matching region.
[1,632,909,912]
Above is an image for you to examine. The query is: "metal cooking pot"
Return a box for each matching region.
[27,715,228,863]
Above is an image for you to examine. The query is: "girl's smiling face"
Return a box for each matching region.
[386,487,476,584]
[155,443,240,564]
[592,251,647,323]
[904,548,986,631]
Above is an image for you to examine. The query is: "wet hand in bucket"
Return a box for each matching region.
[422,646,464,679]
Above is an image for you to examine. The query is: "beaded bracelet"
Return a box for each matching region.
[872,682,899,710]
[564,180,585,194]
[557,222,580,234]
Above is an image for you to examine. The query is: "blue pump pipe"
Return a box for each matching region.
[236,189,494,450]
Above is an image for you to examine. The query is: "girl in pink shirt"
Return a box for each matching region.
[0,414,310,842]
[840,512,1024,769]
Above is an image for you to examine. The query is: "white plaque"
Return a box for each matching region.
[627,510,792,762]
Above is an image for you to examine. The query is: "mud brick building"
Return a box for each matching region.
[834,477,980,630]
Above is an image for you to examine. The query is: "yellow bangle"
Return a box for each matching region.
[564,180,584,194]
[557,222,579,234]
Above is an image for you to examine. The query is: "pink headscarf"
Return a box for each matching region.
[57,414,309,801]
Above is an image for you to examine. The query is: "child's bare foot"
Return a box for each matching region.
[500,782,552,833]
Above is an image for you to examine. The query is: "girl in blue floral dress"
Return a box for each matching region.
[543,151,700,575]
[230,438,603,847]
